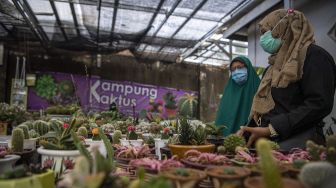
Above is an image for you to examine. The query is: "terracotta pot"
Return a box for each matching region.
[0,121,8,135]
[244,176,305,188]
[168,144,215,159]
[160,168,207,188]
[206,166,251,188]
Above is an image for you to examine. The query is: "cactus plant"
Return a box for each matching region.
[127,125,138,140]
[29,129,40,138]
[112,130,122,144]
[256,139,283,188]
[33,120,49,136]
[222,134,246,154]
[11,128,24,152]
[24,121,34,130]
[299,161,336,188]
[178,117,193,145]
[77,126,88,138]
[326,135,336,165]
[178,93,198,118]
[18,124,29,139]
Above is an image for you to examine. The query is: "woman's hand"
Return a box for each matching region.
[240,127,271,147]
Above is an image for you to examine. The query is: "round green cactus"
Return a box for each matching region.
[11,128,24,152]
[58,80,74,95]
[29,129,40,138]
[112,130,122,144]
[33,120,49,136]
[178,93,198,118]
[222,134,246,154]
[299,161,336,188]
[77,126,88,138]
[18,124,29,139]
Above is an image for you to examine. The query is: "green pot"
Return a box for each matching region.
[0,170,55,188]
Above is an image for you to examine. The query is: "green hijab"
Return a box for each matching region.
[215,55,260,136]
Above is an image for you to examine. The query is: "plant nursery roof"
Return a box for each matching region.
[0,0,251,64]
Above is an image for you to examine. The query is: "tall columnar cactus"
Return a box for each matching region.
[256,139,283,188]
[77,126,88,138]
[299,161,336,188]
[33,120,49,136]
[18,124,29,139]
[112,130,122,144]
[11,128,24,152]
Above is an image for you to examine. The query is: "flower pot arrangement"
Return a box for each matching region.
[206,166,251,188]
[160,167,207,188]
[120,125,143,147]
[168,117,215,159]
[37,118,82,175]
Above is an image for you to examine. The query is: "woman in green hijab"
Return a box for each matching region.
[215,55,260,136]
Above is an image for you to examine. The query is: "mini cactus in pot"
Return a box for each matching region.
[222,134,246,154]
[127,125,138,140]
[91,128,101,140]
[11,128,24,152]
[77,126,88,138]
[299,161,336,188]
[33,120,49,136]
[29,129,40,138]
[112,130,122,144]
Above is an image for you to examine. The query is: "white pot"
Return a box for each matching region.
[119,139,143,147]
[8,138,37,150]
[85,139,106,157]
[37,147,80,175]
[0,154,20,173]
[154,138,168,160]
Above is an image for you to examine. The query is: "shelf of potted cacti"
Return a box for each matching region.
[0,165,55,188]
[168,117,215,159]
[244,139,305,188]
[120,125,143,147]
[0,147,20,174]
[37,118,82,175]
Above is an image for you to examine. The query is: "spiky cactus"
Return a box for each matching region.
[128,131,138,140]
[29,129,40,138]
[178,93,198,118]
[18,124,29,139]
[112,130,122,144]
[77,126,88,138]
[222,134,246,154]
[256,139,283,188]
[24,121,34,130]
[33,120,49,136]
[11,128,24,152]
[178,117,193,145]
[299,161,336,188]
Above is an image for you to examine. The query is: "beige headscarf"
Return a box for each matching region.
[250,9,315,124]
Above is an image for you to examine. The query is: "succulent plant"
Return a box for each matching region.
[299,161,336,188]
[178,117,193,145]
[34,75,57,100]
[77,126,88,138]
[217,146,226,154]
[92,128,101,141]
[178,93,198,118]
[222,134,246,154]
[28,129,39,138]
[145,136,155,145]
[205,123,226,138]
[191,125,208,145]
[256,139,283,188]
[23,121,34,130]
[11,128,24,152]
[112,130,122,144]
[17,124,29,139]
[128,131,138,140]
[33,120,49,136]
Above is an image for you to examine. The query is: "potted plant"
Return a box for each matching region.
[0,165,55,188]
[120,125,143,147]
[206,166,251,188]
[37,118,81,175]
[205,123,226,146]
[85,127,106,157]
[9,128,35,165]
[244,139,304,188]
[0,147,20,174]
[58,128,129,188]
[168,117,215,159]
[155,127,171,160]
[160,167,207,188]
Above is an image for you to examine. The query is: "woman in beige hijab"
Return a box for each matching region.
[240,9,336,150]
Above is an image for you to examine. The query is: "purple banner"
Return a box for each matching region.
[28,72,198,118]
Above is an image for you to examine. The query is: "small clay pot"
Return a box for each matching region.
[244,176,305,188]
[206,166,251,188]
[160,168,207,188]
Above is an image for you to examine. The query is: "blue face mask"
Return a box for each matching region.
[259,31,282,54]
[231,68,248,85]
